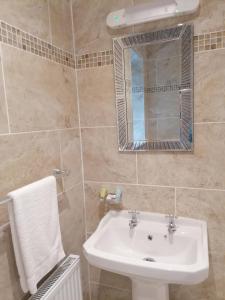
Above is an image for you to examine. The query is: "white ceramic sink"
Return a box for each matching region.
[83,210,209,300]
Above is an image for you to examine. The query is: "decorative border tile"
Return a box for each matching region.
[194,29,225,52]
[76,50,113,69]
[0,20,75,68]
[0,19,114,70]
[76,30,225,70]
[0,18,224,70]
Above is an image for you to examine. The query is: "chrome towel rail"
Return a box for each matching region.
[0,169,69,205]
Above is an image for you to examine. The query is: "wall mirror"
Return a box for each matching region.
[113,24,193,152]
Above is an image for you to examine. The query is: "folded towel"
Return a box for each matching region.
[8,176,65,294]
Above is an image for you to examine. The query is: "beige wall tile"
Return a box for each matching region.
[82,127,136,183]
[122,185,175,214]
[0,0,51,41]
[0,131,62,225]
[84,181,175,232]
[171,253,225,300]
[0,54,8,134]
[72,0,133,54]
[91,283,131,300]
[174,188,225,299]
[137,124,225,189]
[90,265,131,291]
[58,185,89,299]
[192,0,225,34]
[0,227,26,300]
[59,184,85,256]
[195,50,225,122]
[77,66,116,127]
[176,188,225,253]
[83,182,107,232]
[1,44,78,132]
[59,129,82,191]
[48,0,74,52]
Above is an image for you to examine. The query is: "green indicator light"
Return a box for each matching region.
[114,15,120,22]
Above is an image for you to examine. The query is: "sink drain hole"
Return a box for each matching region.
[143,257,156,262]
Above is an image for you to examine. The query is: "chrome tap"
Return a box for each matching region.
[128,210,139,229]
[166,214,177,235]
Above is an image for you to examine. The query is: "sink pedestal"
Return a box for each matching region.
[132,279,169,300]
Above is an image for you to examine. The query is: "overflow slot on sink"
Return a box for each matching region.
[143,257,156,262]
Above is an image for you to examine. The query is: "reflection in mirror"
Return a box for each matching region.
[113,24,193,152]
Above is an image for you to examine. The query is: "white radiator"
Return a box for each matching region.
[29,255,83,300]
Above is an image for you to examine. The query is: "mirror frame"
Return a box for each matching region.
[113,24,194,152]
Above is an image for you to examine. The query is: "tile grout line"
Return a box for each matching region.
[71,0,87,241]
[70,2,92,299]
[0,44,11,133]
[81,125,117,129]
[194,121,225,125]
[175,186,225,192]
[0,127,80,137]
[84,179,225,193]
[195,47,225,54]
[0,122,225,138]
[1,121,225,138]
[59,182,83,195]
[85,180,174,189]
[58,130,65,192]
[47,0,53,45]
[174,187,177,216]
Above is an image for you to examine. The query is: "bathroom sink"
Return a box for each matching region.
[83,210,209,300]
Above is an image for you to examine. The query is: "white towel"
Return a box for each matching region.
[8,176,65,294]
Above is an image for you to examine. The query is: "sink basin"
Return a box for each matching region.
[83,210,209,300]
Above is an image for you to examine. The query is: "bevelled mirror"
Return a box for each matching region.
[113,24,193,152]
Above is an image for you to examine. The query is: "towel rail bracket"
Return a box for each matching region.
[0,169,69,205]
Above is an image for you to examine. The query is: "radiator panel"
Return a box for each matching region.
[29,255,83,300]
